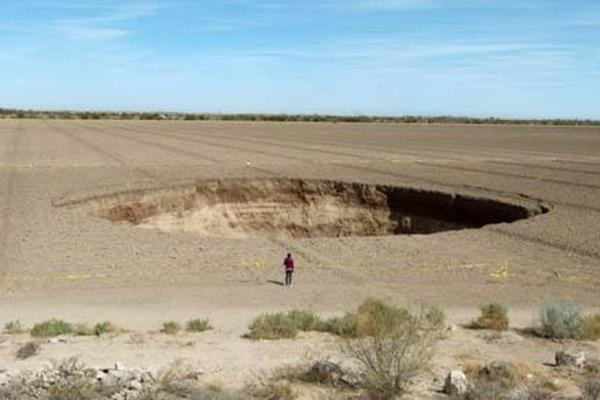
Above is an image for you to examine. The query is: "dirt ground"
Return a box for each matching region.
[0,119,599,396]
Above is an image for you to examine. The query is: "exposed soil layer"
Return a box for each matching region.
[64,178,549,239]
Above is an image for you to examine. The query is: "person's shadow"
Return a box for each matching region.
[267,279,284,286]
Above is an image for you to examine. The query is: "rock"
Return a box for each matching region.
[95,370,107,382]
[128,379,143,391]
[585,358,600,374]
[556,350,585,368]
[307,361,343,384]
[444,370,469,396]
[114,361,125,371]
[306,361,359,389]
[139,370,155,383]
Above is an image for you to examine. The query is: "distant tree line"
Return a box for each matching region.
[0,108,598,126]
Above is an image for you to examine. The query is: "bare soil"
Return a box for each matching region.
[0,120,599,396]
[61,178,546,239]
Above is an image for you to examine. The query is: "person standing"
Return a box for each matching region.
[283,253,295,287]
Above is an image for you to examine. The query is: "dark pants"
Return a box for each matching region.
[285,271,293,286]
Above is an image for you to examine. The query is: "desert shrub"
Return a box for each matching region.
[247,314,301,340]
[294,360,361,390]
[75,323,95,336]
[94,321,120,336]
[139,360,245,400]
[16,341,40,360]
[354,298,412,338]
[46,377,101,400]
[45,358,122,400]
[343,309,435,399]
[319,298,413,339]
[318,313,359,338]
[140,388,247,400]
[246,300,422,341]
[75,322,119,336]
[0,358,123,400]
[285,310,322,331]
[162,321,182,335]
[246,310,321,340]
[582,314,600,341]
[4,320,25,334]
[582,379,600,400]
[31,319,73,337]
[186,318,212,333]
[424,306,446,331]
[470,303,509,331]
[459,381,503,400]
[537,298,584,339]
[458,360,564,400]
[245,382,296,400]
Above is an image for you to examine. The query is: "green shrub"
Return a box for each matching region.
[285,310,322,331]
[246,310,322,340]
[582,314,600,341]
[470,303,509,331]
[246,300,423,341]
[94,322,119,336]
[317,299,416,339]
[317,313,359,338]
[162,321,182,335]
[424,306,446,331]
[537,298,583,339]
[355,298,412,337]
[4,320,25,334]
[31,319,74,337]
[318,298,412,338]
[247,314,301,340]
[186,319,212,333]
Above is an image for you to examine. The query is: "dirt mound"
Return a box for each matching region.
[62,179,549,239]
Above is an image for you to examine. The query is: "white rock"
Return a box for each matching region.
[95,370,107,381]
[128,380,143,391]
[444,370,469,396]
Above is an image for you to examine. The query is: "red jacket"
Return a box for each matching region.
[284,257,295,271]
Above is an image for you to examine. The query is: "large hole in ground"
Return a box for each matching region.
[63,179,550,239]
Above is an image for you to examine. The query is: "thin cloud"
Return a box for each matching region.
[53,20,131,40]
[324,0,435,10]
[48,2,162,41]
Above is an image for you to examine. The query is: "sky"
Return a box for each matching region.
[0,0,599,119]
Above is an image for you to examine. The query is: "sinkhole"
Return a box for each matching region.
[62,178,550,239]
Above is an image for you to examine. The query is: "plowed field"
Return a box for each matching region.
[1,120,599,321]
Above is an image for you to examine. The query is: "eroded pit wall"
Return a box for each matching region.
[58,178,550,239]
